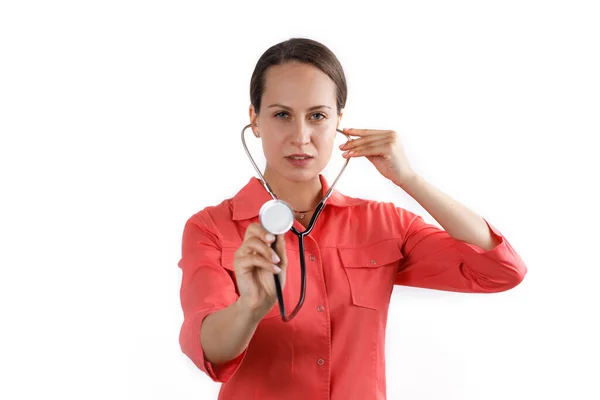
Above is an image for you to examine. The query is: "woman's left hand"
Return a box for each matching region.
[340,128,417,187]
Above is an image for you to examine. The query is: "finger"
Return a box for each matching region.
[239,237,281,264]
[340,134,389,150]
[343,138,393,158]
[342,128,391,136]
[236,253,282,274]
[349,141,390,156]
[244,222,276,244]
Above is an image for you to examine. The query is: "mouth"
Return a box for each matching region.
[285,154,314,167]
[285,154,314,160]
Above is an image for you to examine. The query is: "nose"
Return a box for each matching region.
[290,121,311,146]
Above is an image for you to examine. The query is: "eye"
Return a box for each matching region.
[274,111,289,119]
[310,112,326,120]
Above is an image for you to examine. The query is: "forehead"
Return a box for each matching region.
[262,62,336,107]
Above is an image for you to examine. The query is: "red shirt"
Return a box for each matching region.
[177,174,527,400]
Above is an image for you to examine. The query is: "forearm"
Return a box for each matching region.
[200,299,262,365]
[399,174,501,251]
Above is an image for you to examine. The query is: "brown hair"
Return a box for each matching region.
[250,38,347,116]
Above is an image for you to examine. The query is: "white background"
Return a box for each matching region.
[1,1,599,399]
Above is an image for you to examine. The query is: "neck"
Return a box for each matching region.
[263,167,322,212]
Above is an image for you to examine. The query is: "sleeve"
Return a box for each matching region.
[395,208,527,293]
[177,212,247,383]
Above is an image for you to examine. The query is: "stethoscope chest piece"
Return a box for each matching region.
[259,199,294,235]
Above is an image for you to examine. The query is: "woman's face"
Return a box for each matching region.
[250,62,343,183]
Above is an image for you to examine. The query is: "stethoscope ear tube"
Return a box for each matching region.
[241,124,352,202]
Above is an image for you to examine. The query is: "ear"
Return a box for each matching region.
[336,108,344,129]
[249,105,259,136]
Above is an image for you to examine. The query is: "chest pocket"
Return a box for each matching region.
[338,240,404,310]
[221,248,282,320]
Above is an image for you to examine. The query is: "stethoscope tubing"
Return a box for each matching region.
[241,123,352,321]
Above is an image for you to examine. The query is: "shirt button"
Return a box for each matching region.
[317,359,325,366]
[370,259,377,265]
[317,305,324,312]
[309,255,317,261]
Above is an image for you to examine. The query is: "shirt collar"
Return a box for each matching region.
[232,174,364,221]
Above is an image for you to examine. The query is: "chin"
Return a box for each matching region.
[284,170,318,182]
[279,164,321,182]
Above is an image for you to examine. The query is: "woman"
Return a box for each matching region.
[177,38,527,400]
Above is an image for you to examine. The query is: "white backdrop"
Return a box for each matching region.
[1,1,599,399]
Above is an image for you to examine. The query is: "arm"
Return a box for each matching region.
[200,299,261,365]
[178,213,255,382]
[337,127,526,292]
[394,176,527,293]
[399,174,500,251]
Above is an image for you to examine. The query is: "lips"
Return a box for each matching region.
[285,154,313,160]
[285,154,314,167]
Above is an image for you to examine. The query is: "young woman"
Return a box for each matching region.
[177,38,527,400]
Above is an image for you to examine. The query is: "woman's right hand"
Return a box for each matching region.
[234,223,288,319]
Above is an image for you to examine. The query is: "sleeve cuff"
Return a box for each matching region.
[454,218,527,291]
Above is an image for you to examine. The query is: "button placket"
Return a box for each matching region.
[304,242,328,373]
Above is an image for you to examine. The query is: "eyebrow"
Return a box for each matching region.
[267,104,332,111]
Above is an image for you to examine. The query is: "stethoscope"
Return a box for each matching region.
[241,123,352,322]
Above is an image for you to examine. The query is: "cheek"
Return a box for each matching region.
[261,136,285,160]
[315,134,336,158]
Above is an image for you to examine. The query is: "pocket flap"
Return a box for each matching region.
[338,240,403,268]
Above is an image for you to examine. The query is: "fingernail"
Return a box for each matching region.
[339,144,345,149]
[273,265,282,273]
[342,151,349,157]
[272,253,281,263]
[266,233,275,242]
